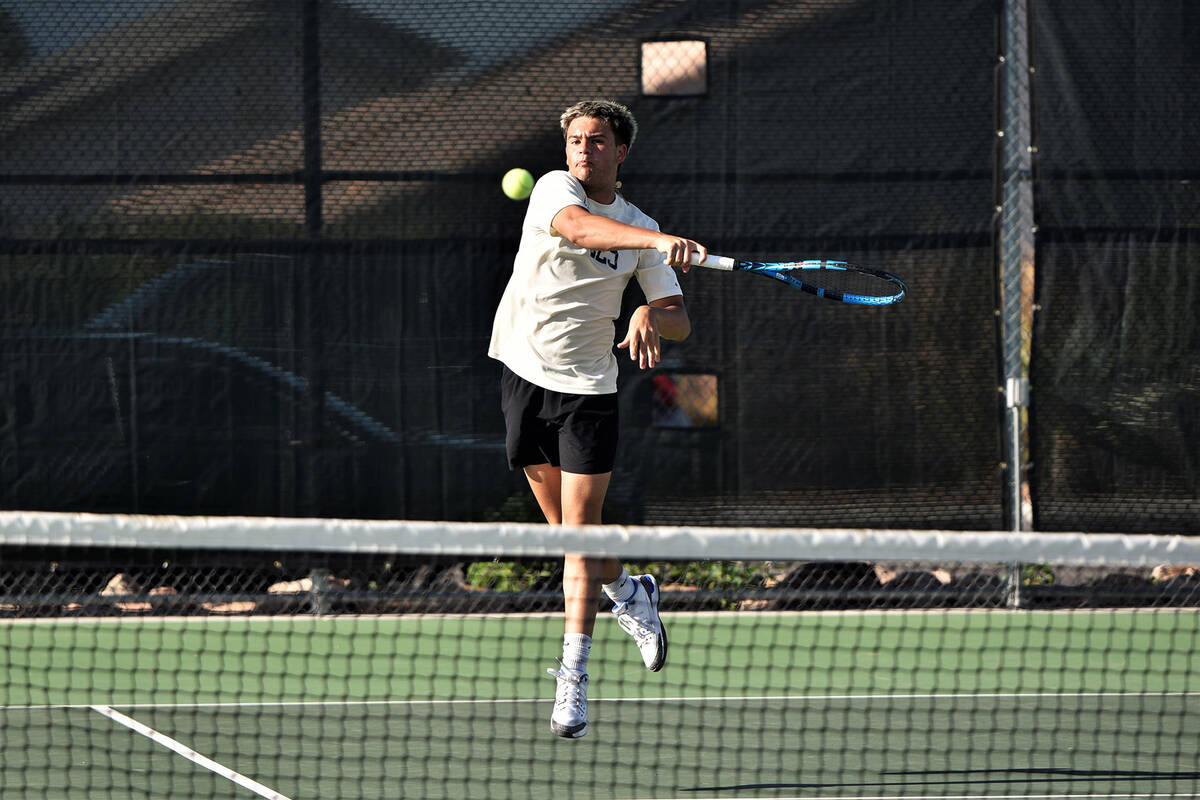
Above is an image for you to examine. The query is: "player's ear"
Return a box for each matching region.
[616,144,628,165]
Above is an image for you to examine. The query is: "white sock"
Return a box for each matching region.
[603,569,637,604]
[561,633,591,673]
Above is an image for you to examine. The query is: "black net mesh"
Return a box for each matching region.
[1029,2,1200,532]
[1,517,1199,798]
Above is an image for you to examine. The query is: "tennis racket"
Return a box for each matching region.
[692,254,908,306]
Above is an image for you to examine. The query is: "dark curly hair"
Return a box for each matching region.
[559,100,638,151]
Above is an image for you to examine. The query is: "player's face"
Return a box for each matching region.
[565,116,627,198]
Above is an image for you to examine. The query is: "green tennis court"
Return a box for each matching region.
[4,608,1198,799]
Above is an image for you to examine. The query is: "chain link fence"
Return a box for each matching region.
[1,1,1195,531]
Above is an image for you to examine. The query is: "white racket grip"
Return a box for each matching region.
[694,253,736,271]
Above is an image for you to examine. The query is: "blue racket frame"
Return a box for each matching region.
[697,256,908,306]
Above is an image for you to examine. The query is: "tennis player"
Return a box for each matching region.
[488,99,706,738]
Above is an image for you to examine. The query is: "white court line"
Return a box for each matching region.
[89,705,292,800]
[611,796,1196,800]
[4,689,1197,712]
[4,605,1197,625]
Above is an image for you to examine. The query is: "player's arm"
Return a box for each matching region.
[552,205,706,270]
[618,295,690,369]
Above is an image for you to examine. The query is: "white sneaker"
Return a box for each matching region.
[612,574,667,672]
[547,662,589,738]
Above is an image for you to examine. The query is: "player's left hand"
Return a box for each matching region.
[618,306,661,369]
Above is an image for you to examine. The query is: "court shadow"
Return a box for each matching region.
[886,768,1200,782]
[679,768,1200,793]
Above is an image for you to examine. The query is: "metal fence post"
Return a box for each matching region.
[1000,0,1035,606]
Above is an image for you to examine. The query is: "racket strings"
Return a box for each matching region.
[769,261,902,299]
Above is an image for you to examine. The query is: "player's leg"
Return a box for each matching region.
[555,409,668,674]
[521,466,620,639]
[545,470,615,738]
[559,469,609,526]
[560,470,621,638]
[551,551,620,739]
[502,370,594,735]
[546,398,617,738]
[522,463,563,525]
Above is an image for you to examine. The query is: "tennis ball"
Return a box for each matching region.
[502,168,534,200]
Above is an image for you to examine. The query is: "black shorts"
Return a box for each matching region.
[500,366,619,475]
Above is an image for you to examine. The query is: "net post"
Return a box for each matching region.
[1005,378,1029,608]
[1006,562,1022,608]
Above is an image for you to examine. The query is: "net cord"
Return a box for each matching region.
[1,511,1197,566]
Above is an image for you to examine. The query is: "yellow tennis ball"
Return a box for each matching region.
[502,168,534,200]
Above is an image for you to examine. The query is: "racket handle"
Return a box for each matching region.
[693,253,736,271]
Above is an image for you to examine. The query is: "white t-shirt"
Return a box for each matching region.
[488,170,683,395]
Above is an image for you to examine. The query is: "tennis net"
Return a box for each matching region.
[2,512,1199,800]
